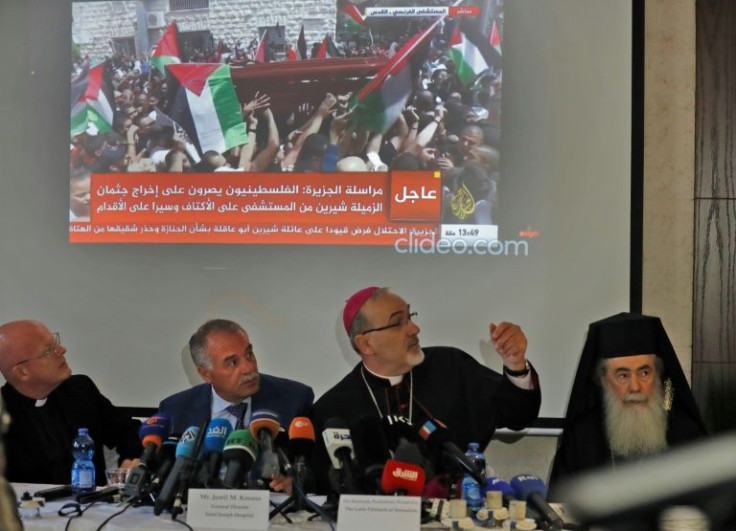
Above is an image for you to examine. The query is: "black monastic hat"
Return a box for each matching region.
[561,312,706,434]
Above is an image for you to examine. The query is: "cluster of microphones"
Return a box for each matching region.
[123,410,320,518]
[37,411,569,529]
[322,414,569,529]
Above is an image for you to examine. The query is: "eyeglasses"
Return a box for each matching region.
[15,333,62,366]
[360,312,418,334]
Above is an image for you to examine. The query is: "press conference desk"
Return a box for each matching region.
[13,484,334,531]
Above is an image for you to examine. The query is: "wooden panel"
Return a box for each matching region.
[693,0,736,432]
[695,0,736,200]
[691,362,736,433]
[693,199,736,365]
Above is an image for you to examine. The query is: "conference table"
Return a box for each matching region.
[13,484,337,530]
[12,484,456,530]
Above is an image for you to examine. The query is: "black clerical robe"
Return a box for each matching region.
[548,405,708,498]
[311,346,541,494]
[2,375,142,485]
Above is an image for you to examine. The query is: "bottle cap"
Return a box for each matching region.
[509,500,526,522]
[485,490,503,510]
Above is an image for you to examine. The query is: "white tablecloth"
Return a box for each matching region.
[13,484,334,531]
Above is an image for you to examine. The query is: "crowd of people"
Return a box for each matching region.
[70,24,502,225]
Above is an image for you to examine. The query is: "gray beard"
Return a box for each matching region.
[602,379,668,459]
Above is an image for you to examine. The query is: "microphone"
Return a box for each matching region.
[144,434,179,496]
[274,428,291,471]
[139,414,172,465]
[288,417,315,463]
[417,420,485,485]
[380,459,426,496]
[123,414,172,499]
[394,439,427,473]
[510,474,565,530]
[222,430,259,488]
[249,409,281,479]
[270,418,324,521]
[322,417,361,494]
[382,415,417,450]
[153,426,199,515]
[76,486,120,504]
[350,416,391,494]
[197,418,232,486]
[170,419,208,516]
[286,417,315,491]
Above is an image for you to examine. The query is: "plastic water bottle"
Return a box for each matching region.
[71,427,96,494]
[467,442,488,484]
[461,442,486,516]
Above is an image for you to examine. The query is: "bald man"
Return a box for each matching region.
[0,320,141,485]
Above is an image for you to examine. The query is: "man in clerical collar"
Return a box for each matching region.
[549,313,707,496]
[311,286,541,495]
[0,320,142,485]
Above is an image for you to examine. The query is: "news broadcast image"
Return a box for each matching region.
[69,0,509,250]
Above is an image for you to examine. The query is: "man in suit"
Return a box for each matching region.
[157,318,313,491]
[0,320,142,485]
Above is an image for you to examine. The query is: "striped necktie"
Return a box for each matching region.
[225,402,247,430]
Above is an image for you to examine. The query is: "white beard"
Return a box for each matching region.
[407,348,425,368]
[602,379,668,458]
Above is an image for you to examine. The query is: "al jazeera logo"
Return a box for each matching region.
[450,183,475,221]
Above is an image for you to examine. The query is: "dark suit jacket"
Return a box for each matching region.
[157,373,314,435]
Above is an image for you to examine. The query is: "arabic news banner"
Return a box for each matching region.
[71,171,443,244]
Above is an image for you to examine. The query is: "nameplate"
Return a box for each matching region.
[186,489,269,530]
[337,495,421,531]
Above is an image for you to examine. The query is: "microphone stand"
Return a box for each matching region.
[269,459,332,524]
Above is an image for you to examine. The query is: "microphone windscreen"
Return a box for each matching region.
[381,459,426,496]
[417,419,450,445]
[324,417,349,430]
[139,414,172,448]
[161,435,179,455]
[249,409,281,439]
[288,417,315,441]
[382,415,417,449]
[202,418,232,454]
[288,417,315,459]
[322,427,353,469]
[157,435,178,467]
[394,439,425,466]
[487,476,516,498]
[274,428,289,448]
[350,416,391,470]
[223,430,259,463]
[175,426,200,458]
[417,419,484,484]
[510,474,548,500]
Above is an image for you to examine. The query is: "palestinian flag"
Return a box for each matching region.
[490,19,502,55]
[448,23,498,85]
[70,60,114,137]
[254,30,268,63]
[164,63,247,155]
[351,20,439,133]
[297,25,308,60]
[316,35,341,59]
[339,0,366,31]
[150,21,181,73]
